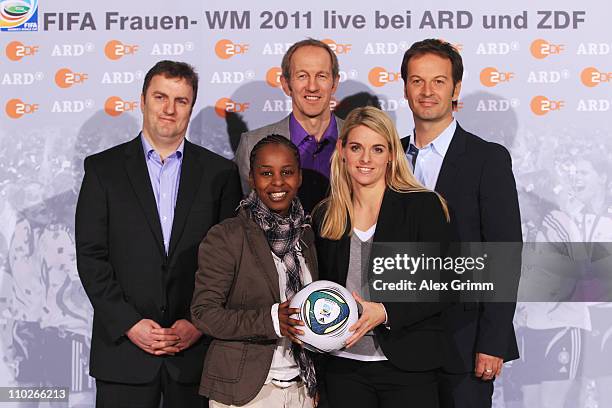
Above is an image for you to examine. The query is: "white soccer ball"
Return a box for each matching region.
[289,280,359,353]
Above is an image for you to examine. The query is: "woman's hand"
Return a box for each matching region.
[344,292,386,348]
[278,300,305,345]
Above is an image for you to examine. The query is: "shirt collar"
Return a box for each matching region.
[410,119,456,157]
[289,113,338,145]
[141,133,184,160]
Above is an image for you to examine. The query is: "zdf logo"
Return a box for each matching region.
[5,41,39,61]
[104,40,139,60]
[5,98,39,119]
[530,95,565,116]
[214,39,249,60]
[580,67,612,87]
[54,68,88,88]
[104,96,138,117]
[368,67,401,88]
[480,67,515,87]
[530,39,565,59]
[322,39,352,54]
[266,67,282,88]
[214,98,249,118]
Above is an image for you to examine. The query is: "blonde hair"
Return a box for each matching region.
[317,106,448,240]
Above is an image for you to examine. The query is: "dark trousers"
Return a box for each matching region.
[437,371,494,408]
[324,356,439,408]
[95,364,207,408]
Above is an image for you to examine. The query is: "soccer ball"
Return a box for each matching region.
[289,280,359,353]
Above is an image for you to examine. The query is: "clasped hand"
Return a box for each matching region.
[126,318,202,356]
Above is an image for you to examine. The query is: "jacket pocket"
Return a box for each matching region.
[203,340,247,383]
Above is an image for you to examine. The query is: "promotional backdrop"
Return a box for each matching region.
[1,1,611,406]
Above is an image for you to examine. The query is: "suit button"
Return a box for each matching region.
[160,306,167,313]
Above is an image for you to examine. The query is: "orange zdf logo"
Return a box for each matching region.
[368,67,401,88]
[5,41,39,61]
[55,68,88,88]
[214,39,249,60]
[581,67,612,87]
[530,39,565,59]
[104,96,138,117]
[322,39,352,54]
[5,99,39,119]
[266,67,282,88]
[480,67,515,87]
[215,98,249,118]
[104,40,139,60]
[530,96,565,116]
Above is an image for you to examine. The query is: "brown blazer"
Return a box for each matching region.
[191,208,319,406]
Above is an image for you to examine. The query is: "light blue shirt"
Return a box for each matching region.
[406,120,456,190]
[141,134,184,254]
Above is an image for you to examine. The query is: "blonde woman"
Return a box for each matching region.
[314,106,450,407]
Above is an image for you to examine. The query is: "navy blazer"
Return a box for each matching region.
[402,123,522,372]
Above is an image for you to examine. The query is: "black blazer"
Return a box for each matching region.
[401,123,522,372]
[315,189,450,371]
[75,136,242,384]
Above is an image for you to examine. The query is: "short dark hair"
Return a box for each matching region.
[249,134,301,173]
[142,60,199,107]
[400,38,463,87]
[281,38,339,80]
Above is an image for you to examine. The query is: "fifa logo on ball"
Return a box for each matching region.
[319,302,332,320]
[305,290,350,335]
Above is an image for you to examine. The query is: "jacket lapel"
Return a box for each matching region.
[335,116,344,134]
[124,136,165,256]
[401,135,411,153]
[168,140,202,259]
[275,115,291,138]
[300,228,318,281]
[330,190,395,286]
[242,211,282,302]
[335,224,351,285]
[435,124,466,198]
[372,189,402,243]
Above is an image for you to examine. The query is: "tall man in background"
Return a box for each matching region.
[400,39,522,408]
[76,60,241,407]
[235,38,343,213]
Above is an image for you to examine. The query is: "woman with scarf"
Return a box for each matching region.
[314,106,450,407]
[191,135,317,407]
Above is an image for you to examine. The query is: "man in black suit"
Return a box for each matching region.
[75,60,241,407]
[399,39,522,408]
